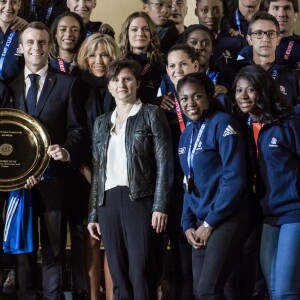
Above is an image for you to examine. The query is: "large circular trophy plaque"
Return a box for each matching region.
[0,108,50,191]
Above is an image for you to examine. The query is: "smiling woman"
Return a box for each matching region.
[49,11,85,74]
[119,11,164,104]
[177,72,254,299]
[88,58,172,299]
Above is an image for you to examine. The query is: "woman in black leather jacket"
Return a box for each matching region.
[87,58,172,300]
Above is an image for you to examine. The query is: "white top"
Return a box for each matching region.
[24,65,48,103]
[105,100,142,191]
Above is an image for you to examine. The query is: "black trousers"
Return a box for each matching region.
[15,175,65,300]
[192,212,255,300]
[98,186,157,300]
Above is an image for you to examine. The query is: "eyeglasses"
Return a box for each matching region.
[250,30,279,39]
[147,1,172,10]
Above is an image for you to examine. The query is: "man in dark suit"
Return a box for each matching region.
[8,21,85,300]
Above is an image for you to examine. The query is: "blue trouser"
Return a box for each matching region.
[260,223,300,300]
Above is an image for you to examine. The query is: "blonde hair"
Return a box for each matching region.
[118,11,162,64]
[77,33,121,71]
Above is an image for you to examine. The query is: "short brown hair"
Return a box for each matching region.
[106,58,142,85]
[19,21,52,45]
[248,11,280,35]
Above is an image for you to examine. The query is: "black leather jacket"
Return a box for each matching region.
[88,104,172,223]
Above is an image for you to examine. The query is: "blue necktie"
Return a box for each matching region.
[27,73,39,114]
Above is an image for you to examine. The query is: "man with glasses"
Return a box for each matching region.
[262,0,299,73]
[239,12,299,110]
[239,0,300,74]
[143,0,179,54]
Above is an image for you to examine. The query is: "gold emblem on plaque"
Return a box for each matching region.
[0,108,51,191]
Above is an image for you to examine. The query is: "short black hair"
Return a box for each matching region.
[177,72,215,103]
[183,24,215,48]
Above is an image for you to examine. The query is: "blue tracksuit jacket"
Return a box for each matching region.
[179,110,247,231]
[257,115,300,225]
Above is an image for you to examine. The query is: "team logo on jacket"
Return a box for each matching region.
[269,137,278,147]
[223,125,237,137]
[196,141,203,150]
[178,147,186,155]
[279,85,287,95]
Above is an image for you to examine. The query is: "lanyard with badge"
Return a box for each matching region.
[186,118,208,194]
[206,69,219,85]
[235,9,241,33]
[0,31,16,79]
[174,94,185,133]
[57,56,76,74]
[30,0,54,25]
[284,40,294,60]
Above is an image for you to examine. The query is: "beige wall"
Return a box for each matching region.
[91,0,299,38]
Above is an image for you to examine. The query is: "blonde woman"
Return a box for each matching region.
[77,33,120,300]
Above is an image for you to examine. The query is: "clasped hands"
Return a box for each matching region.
[185,224,213,249]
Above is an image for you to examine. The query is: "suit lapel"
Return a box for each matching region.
[34,71,56,117]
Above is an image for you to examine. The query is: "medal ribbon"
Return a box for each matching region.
[187,118,208,180]
[235,9,241,33]
[45,2,54,24]
[30,0,54,24]
[284,40,294,60]
[207,70,219,85]
[0,31,16,79]
[57,57,66,73]
[174,96,185,133]
[141,63,151,76]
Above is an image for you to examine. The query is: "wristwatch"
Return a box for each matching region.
[203,221,213,230]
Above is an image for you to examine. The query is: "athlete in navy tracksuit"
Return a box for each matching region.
[238,34,300,74]
[177,73,253,299]
[0,25,24,82]
[233,64,300,299]
[237,57,300,111]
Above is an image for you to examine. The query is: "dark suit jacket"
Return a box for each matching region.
[9,67,86,175]
[0,81,13,108]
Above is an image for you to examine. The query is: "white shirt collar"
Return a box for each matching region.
[24,64,48,79]
[110,99,143,133]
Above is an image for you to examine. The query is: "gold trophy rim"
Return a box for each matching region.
[0,108,51,191]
